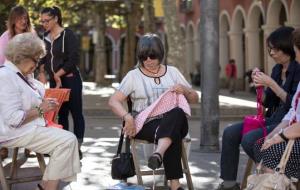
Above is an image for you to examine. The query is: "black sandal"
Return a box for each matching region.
[148,152,163,170]
[37,184,44,190]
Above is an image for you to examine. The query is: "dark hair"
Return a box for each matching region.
[267,26,295,60]
[136,33,165,65]
[40,6,62,27]
[7,5,32,38]
[293,28,300,50]
[229,59,235,63]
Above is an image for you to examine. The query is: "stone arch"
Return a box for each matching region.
[186,21,195,76]
[219,11,230,80]
[245,3,265,74]
[229,6,246,90]
[290,0,300,28]
[264,0,288,74]
[266,0,288,26]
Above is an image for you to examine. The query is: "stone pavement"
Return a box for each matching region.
[1,83,257,190]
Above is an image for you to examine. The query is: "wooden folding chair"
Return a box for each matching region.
[130,138,194,190]
[0,89,70,190]
[0,148,46,190]
[125,98,194,189]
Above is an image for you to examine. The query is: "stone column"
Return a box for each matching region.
[244,28,262,70]
[219,32,229,78]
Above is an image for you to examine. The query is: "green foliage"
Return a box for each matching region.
[0,0,16,34]
[17,0,89,28]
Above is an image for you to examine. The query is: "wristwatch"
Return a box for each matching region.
[278,128,289,142]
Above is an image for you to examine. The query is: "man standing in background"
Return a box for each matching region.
[225,59,237,94]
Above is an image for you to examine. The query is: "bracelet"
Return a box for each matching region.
[122,112,130,120]
[35,106,44,118]
[278,128,288,142]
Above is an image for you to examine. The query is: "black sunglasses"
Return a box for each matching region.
[139,53,159,62]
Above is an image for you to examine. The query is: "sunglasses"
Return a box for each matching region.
[139,53,159,61]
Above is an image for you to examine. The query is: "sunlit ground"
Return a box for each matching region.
[82,82,256,108]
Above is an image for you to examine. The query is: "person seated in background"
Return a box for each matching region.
[216,26,300,190]
[252,28,300,179]
[108,33,198,190]
[0,33,80,190]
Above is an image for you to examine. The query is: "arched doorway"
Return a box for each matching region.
[219,11,230,86]
[264,0,288,74]
[290,0,300,28]
[246,4,265,72]
[105,35,114,75]
[229,7,246,90]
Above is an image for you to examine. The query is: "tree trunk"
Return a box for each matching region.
[143,0,155,33]
[199,0,220,152]
[94,5,107,85]
[121,1,141,78]
[162,0,188,79]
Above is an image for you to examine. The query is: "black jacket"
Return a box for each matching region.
[41,28,80,80]
[264,60,300,121]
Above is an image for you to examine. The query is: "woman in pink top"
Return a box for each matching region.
[0,5,33,159]
[0,5,33,65]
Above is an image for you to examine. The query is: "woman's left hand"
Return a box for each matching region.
[53,73,62,88]
[253,72,273,87]
[170,84,187,95]
[261,134,283,150]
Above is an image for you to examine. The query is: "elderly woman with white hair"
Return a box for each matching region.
[0,33,80,190]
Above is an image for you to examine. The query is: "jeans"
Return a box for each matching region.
[220,118,278,181]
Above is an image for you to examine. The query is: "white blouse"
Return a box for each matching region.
[283,82,300,123]
[0,61,45,142]
[118,65,191,113]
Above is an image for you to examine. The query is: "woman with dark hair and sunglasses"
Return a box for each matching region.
[216,26,300,190]
[38,6,85,160]
[0,5,33,65]
[108,33,198,190]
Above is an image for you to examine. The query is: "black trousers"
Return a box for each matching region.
[50,71,85,143]
[135,107,188,180]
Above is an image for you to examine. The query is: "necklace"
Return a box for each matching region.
[143,64,161,76]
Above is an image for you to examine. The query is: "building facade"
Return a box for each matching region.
[100,0,300,90]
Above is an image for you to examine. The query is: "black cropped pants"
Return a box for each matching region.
[135,107,189,180]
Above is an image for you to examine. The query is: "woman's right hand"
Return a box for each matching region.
[123,114,136,138]
[39,98,59,113]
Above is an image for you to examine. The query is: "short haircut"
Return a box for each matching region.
[293,28,300,50]
[267,26,295,60]
[4,33,46,65]
[40,6,63,27]
[229,59,235,63]
[7,5,32,38]
[136,33,165,65]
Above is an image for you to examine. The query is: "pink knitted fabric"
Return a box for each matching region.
[134,90,191,134]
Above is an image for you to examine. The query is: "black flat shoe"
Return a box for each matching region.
[37,184,44,190]
[148,152,162,170]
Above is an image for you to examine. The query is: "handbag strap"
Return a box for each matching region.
[277,139,295,173]
[116,97,133,155]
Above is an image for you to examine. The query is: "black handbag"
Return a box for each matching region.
[111,122,135,180]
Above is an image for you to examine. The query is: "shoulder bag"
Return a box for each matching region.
[245,140,298,190]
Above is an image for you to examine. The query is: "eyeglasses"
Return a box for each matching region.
[40,17,54,25]
[29,57,40,65]
[267,46,280,55]
[139,53,159,62]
